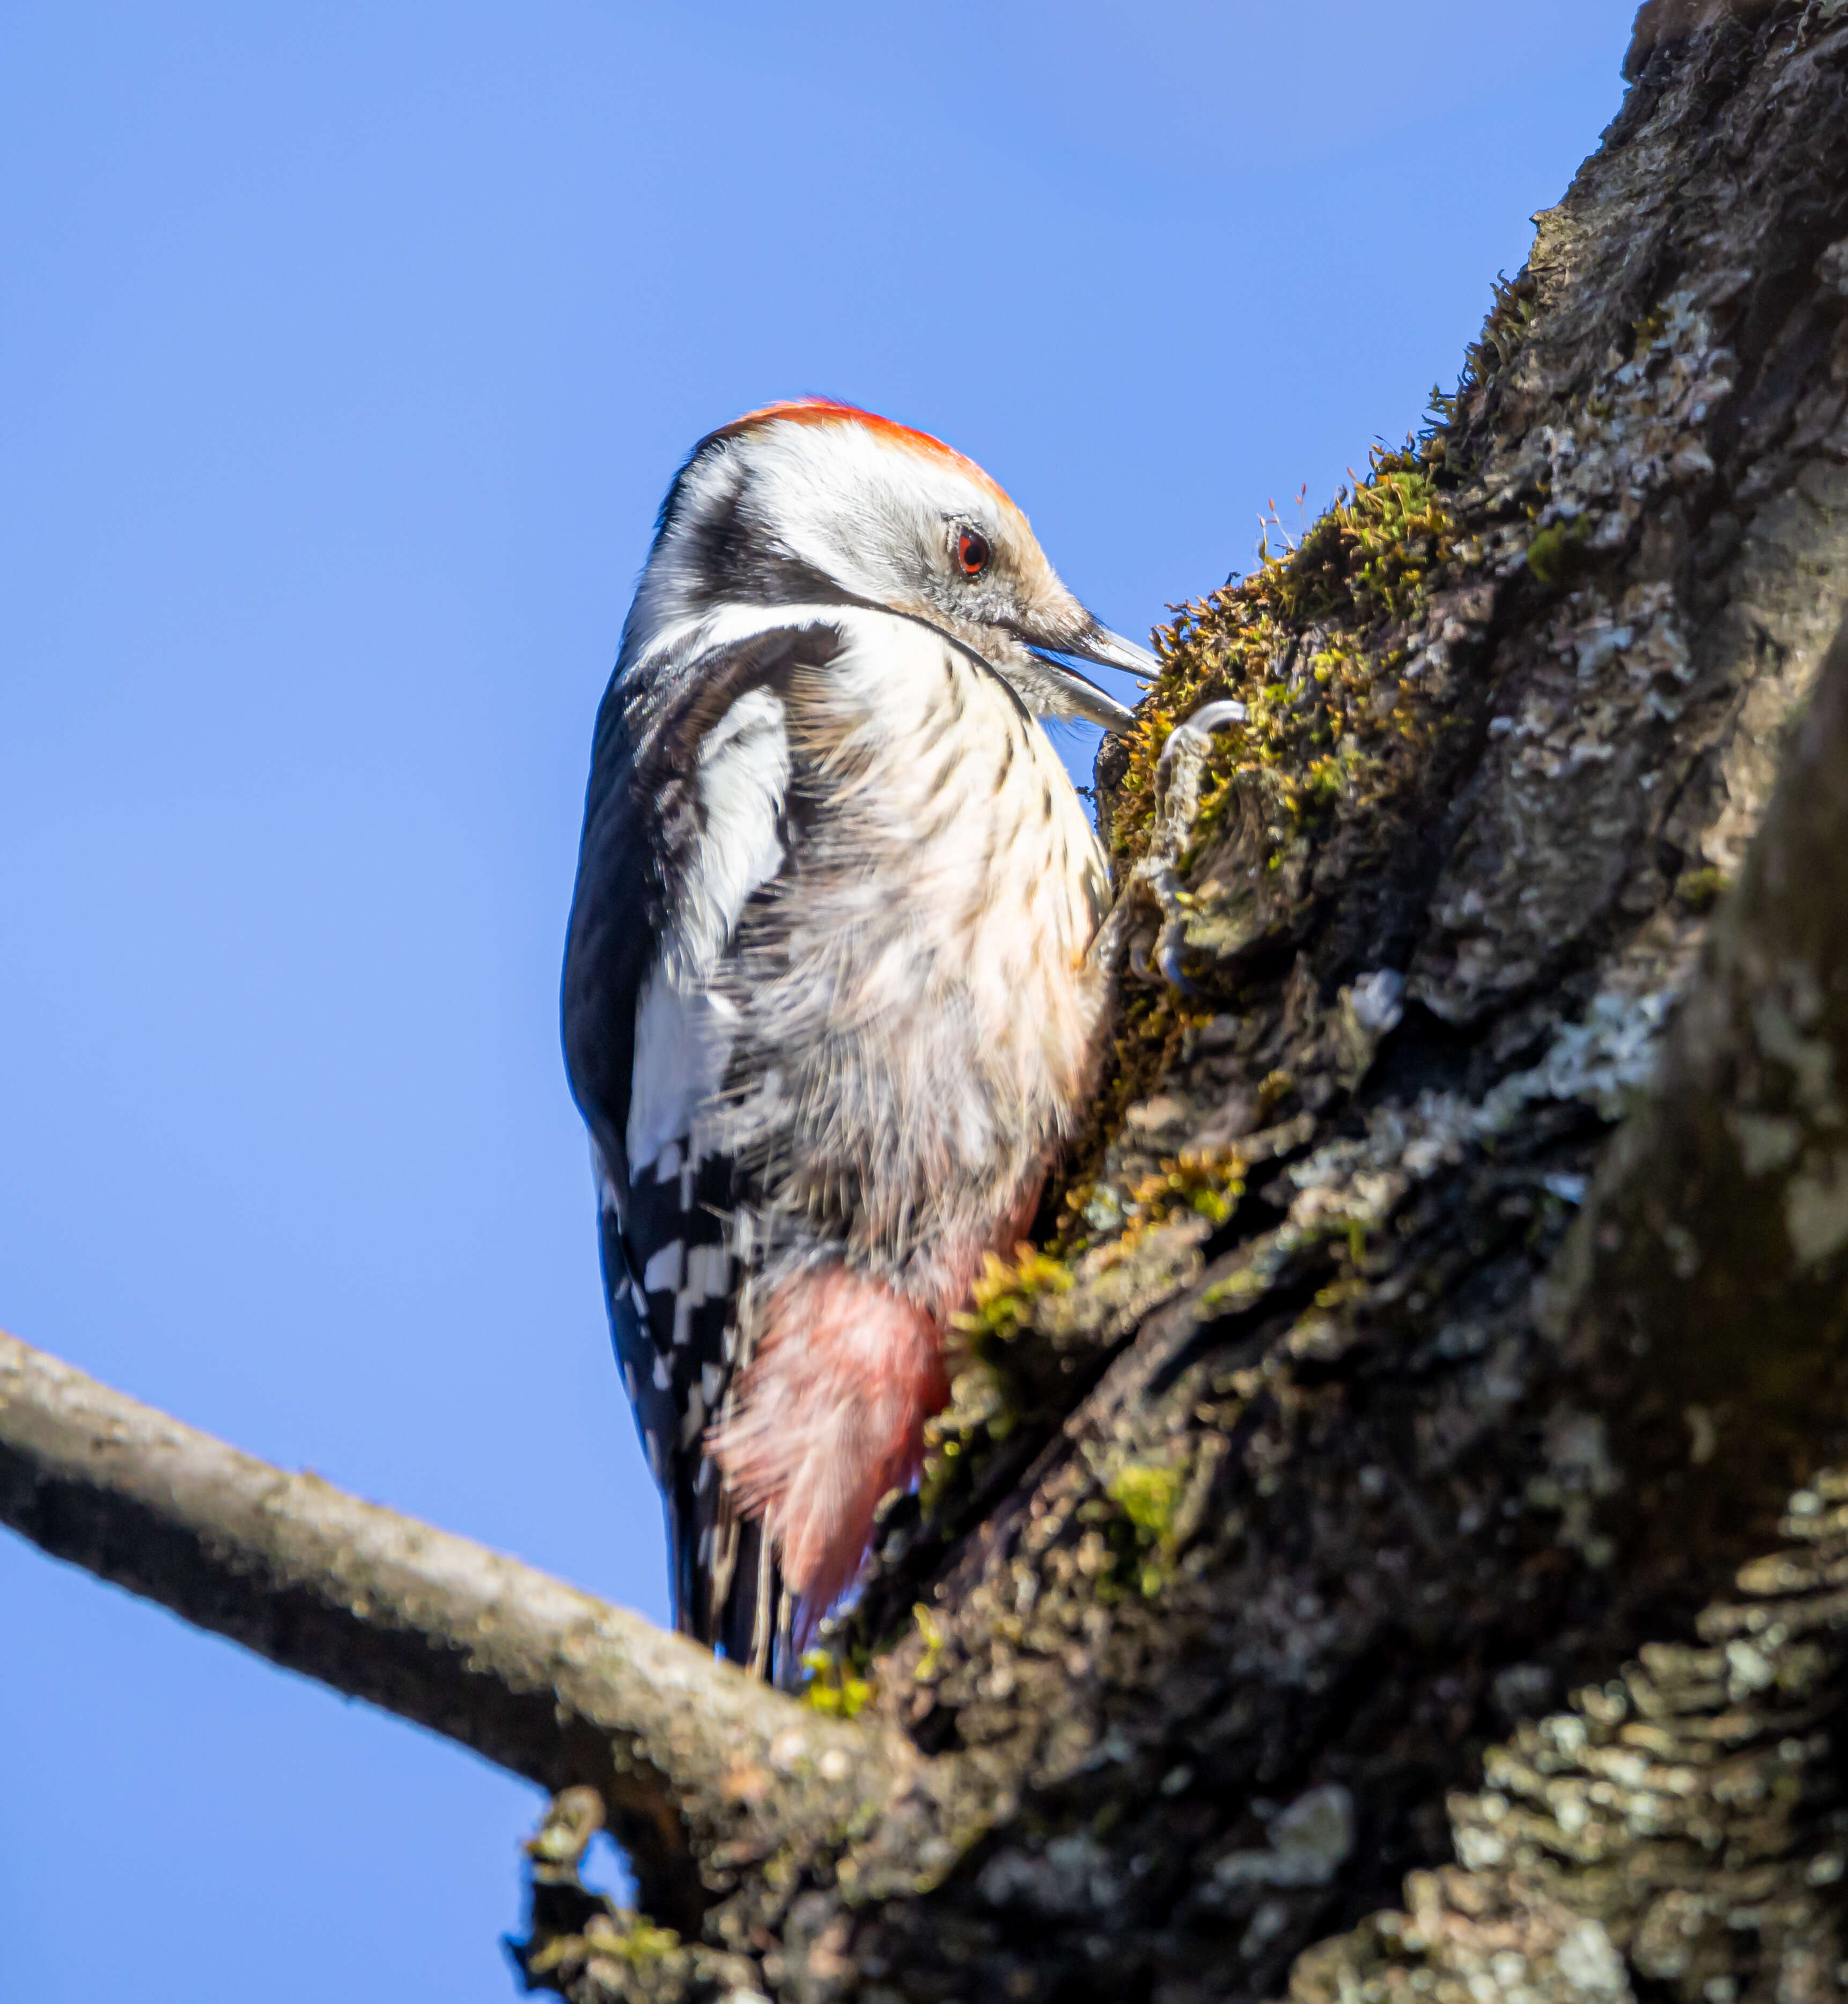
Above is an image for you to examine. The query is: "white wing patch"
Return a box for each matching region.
[625,970,729,1174]
[680,687,792,971]
[625,684,791,1177]
[642,1240,685,1294]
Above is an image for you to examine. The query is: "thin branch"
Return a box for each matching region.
[0,1331,909,1929]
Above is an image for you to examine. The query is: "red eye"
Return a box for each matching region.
[956,527,991,576]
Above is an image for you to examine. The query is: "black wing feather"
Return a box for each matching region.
[561,620,840,1674]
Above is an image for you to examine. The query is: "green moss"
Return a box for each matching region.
[1062,401,1477,1263]
[949,1245,1074,1351]
[1458,268,1537,399]
[912,1246,1087,1524]
[525,1914,683,1979]
[912,1602,946,1683]
[1199,1264,1273,1316]
[1098,1455,1198,1598]
[1108,1461,1184,1543]
[1058,1146,1247,1259]
[1108,440,1452,873]
[1675,865,1731,912]
[800,1646,875,1719]
[616,1920,683,1965]
[905,1149,1246,1580]
[916,1359,1007,1521]
[1524,516,1589,587]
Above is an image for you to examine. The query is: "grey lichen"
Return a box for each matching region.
[1288,1472,1848,2003]
[512,9,1848,1997]
[791,10,1848,1996]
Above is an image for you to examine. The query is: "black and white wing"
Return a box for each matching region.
[561,616,838,1669]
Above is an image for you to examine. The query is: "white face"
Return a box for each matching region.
[635,408,1152,733]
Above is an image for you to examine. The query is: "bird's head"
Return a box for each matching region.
[624,399,1153,734]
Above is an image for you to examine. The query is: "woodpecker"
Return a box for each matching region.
[562,400,1152,1677]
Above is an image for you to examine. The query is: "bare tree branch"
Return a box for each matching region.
[0,1330,909,1929]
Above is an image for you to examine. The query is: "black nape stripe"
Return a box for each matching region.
[680,471,841,611]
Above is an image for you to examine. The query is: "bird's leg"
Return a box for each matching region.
[1091,699,1247,991]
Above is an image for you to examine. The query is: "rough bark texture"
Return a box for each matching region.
[11,6,1848,2002]
[768,2,1848,1994]
[0,1331,908,1935]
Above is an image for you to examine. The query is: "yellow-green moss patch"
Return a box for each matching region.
[800,1646,875,1719]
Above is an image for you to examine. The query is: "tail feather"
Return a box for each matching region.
[667,1205,1043,1681]
[672,1466,790,1681]
[714,1516,775,1670]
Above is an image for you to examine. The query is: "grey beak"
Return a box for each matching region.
[1074,623,1162,681]
[1030,622,1158,737]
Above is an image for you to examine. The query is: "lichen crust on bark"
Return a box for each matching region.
[744,4,1848,1996]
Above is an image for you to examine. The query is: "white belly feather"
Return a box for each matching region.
[628,605,1109,1289]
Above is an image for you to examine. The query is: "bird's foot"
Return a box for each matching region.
[1098,699,1247,992]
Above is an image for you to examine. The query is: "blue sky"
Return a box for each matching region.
[0,5,1633,1997]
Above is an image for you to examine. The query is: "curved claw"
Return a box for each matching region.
[1107,697,1250,992]
[1154,698,1249,784]
[1156,923,1198,996]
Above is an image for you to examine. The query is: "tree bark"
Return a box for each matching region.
[10,4,1848,2000]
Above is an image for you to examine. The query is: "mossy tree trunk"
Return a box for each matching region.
[717,4,1848,1997]
[12,6,1848,2003]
